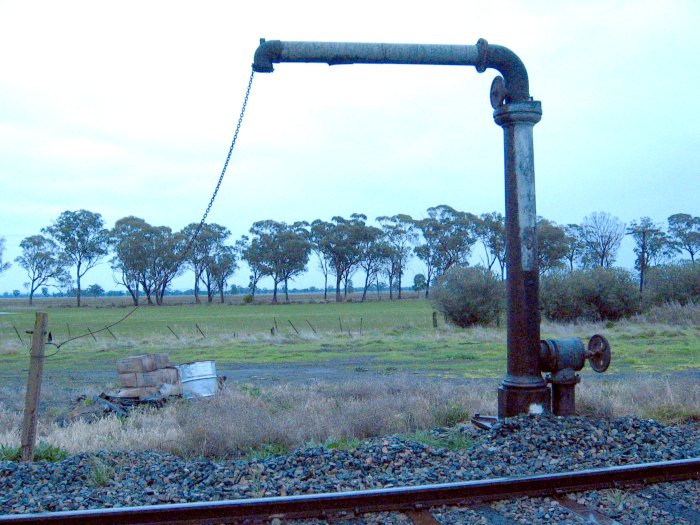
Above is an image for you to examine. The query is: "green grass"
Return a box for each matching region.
[0,442,69,462]
[1,298,699,381]
[411,430,475,451]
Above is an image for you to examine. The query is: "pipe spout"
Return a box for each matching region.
[253,39,284,73]
[251,38,531,101]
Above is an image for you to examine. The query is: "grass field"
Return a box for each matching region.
[1,296,699,381]
[1,297,698,458]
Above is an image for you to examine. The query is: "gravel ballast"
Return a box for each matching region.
[1,415,699,523]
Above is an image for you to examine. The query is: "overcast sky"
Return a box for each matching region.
[1,0,698,293]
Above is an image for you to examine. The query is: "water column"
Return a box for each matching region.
[494,100,550,418]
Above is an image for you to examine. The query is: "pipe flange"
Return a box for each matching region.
[476,38,489,73]
[546,368,580,386]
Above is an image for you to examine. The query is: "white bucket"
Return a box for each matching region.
[178,361,218,398]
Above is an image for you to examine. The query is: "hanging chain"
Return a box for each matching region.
[50,69,256,353]
[179,69,256,260]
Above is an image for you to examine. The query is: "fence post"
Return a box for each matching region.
[21,312,48,462]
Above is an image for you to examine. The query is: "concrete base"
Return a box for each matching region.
[498,384,551,418]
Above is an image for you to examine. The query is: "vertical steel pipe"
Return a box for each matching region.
[494,101,550,418]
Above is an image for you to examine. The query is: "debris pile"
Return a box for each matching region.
[116,353,181,399]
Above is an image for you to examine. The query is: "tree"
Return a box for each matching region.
[354,224,387,301]
[240,235,265,298]
[309,220,334,301]
[86,283,105,297]
[667,213,700,265]
[15,235,70,305]
[181,223,231,304]
[210,242,240,304]
[627,217,673,293]
[43,210,109,306]
[474,212,506,279]
[413,205,478,297]
[110,217,184,306]
[413,274,427,292]
[579,212,625,268]
[536,217,568,275]
[243,221,310,303]
[0,237,10,274]
[377,214,417,299]
[275,222,311,302]
[563,224,584,272]
[147,227,185,305]
[315,214,368,302]
[111,221,184,306]
[110,216,151,306]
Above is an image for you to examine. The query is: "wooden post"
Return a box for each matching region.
[12,325,23,343]
[21,312,48,462]
[166,325,180,340]
[305,319,317,335]
[287,319,299,335]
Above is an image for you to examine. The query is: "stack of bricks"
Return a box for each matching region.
[117,353,181,399]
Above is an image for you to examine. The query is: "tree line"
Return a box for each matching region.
[1,208,698,306]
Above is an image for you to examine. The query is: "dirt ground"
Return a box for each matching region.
[1,361,698,421]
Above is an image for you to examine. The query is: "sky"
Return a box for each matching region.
[1,0,698,294]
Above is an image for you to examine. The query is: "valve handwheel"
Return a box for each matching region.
[587,334,611,373]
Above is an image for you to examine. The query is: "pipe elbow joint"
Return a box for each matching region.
[252,39,283,73]
[483,42,531,102]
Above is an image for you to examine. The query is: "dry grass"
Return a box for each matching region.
[0,376,495,459]
[577,375,700,422]
[627,302,700,327]
[1,375,698,460]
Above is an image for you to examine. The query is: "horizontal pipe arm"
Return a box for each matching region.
[253,39,531,101]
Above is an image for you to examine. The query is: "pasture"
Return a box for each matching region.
[1,296,699,383]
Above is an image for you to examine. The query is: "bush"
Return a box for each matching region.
[241,294,254,304]
[540,272,589,322]
[432,266,503,327]
[644,263,700,307]
[541,267,640,322]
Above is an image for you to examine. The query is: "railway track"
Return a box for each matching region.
[0,457,698,524]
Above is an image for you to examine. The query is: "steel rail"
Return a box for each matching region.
[1,457,698,524]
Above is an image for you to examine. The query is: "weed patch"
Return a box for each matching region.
[411,430,474,451]
[0,442,69,462]
[87,456,115,487]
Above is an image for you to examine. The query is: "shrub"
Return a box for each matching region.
[541,267,640,322]
[540,271,589,322]
[241,294,254,304]
[644,263,700,307]
[431,266,503,327]
[579,267,640,321]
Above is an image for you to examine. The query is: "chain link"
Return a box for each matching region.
[52,69,256,351]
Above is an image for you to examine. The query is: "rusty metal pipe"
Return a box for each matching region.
[253,39,531,101]
[251,37,543,418]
